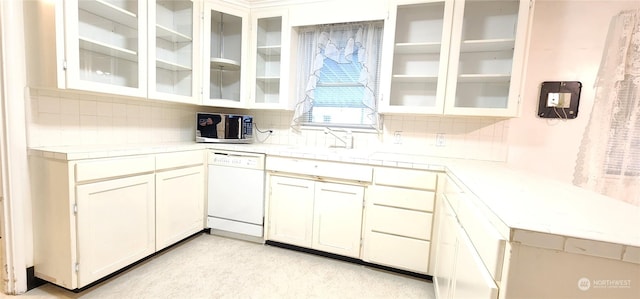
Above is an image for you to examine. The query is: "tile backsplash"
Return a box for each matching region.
[28,88,510,161]
[27,88,206,147]
[250,111,509,161]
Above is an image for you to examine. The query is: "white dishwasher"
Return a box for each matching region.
[207,150,265,238]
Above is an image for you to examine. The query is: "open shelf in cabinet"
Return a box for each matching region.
[383,1,448,113]
[208,8,243,102]
[453,82,510,108]
[444,0,523,114]
[457,74,510,83]
[389,81,439,108]
[76,0,141,92]
[395,42,442,54]
[152,0,195,99]
[460,39,515,53]
[210,58,241,71]
[78,0,137,28]
[79,37,137,62]
[253,15,283,106]
[156,58,191,71]
[257,45,282,55]
[156,24,192,43]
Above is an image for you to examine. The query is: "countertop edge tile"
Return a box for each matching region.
[512,230,566,251]
[565,238,625,260]
[622,246,640,264]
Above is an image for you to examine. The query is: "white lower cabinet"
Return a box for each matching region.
[268,176,315,247]
[31,149,205,290]
[433,193,458,299]
[453,225,499,299]
[267,160,438,272]
[267,175,365,258]
[434,175,501,299]
[362,167,438,274]
[312,182,365,258]
[155,165,205,251]
[76,174,156,288]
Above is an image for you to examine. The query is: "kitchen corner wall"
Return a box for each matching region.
[251,110,510,161]
[507,0,640,185]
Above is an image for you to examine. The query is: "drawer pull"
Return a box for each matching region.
[371,230,428,242]
[372,203,430,213]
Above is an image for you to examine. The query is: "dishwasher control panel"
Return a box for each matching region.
[209,150,265,170]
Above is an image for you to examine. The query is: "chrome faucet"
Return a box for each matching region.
[324,127,353,149]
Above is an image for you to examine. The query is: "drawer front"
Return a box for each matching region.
[368,185,434,212]
[156,150,204,171]
[266,156,373,182]
[75,156,155,183]
[374,167,437,190]
[364,231,430,274]
[368,205,433,240]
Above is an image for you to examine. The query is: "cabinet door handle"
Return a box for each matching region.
[319,188,357,196]
[276,182,309,189]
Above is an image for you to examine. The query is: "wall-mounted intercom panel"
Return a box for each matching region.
[537,81,582,119]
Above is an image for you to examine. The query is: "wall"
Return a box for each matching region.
[507,0,640,184]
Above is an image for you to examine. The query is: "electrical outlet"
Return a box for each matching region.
[436,133,446,147]
[547,93,560,107]
[393,131,402,144]
[547,92,571,108]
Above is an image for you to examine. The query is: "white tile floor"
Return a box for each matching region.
[10,234,435,299]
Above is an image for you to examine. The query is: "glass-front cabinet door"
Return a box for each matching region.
[202,1,249,108]
[379,0,455,114]
[249,9,291,109]
[148,0,201,104]
[64,0,147,98]
[444,0,530,117]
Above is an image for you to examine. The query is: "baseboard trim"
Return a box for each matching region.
[264,240,432,281]
[26,266,46,291]
[33,230,206,293]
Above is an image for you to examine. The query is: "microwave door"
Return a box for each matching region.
[226,116,241,139]
[198,115,221,138]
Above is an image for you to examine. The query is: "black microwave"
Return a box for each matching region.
[195,113,253,143]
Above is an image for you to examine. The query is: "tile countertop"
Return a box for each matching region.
[445,161,640,258]
[28,143,640,259]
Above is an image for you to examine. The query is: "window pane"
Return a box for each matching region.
[296,21,383,128]
[314,86,365,108]
[319,57,362,83]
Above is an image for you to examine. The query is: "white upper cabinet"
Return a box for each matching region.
[248,8,292,110]
[381,0,531,117]
[445,0,530,117]
[26,0,202,104]
[63,0,148,98]
[379,0,454,114]
[148,0,202,104]
[202,1,249,108]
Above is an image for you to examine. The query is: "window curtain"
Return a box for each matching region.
[574,9,640,206]
[290,22,382,132]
